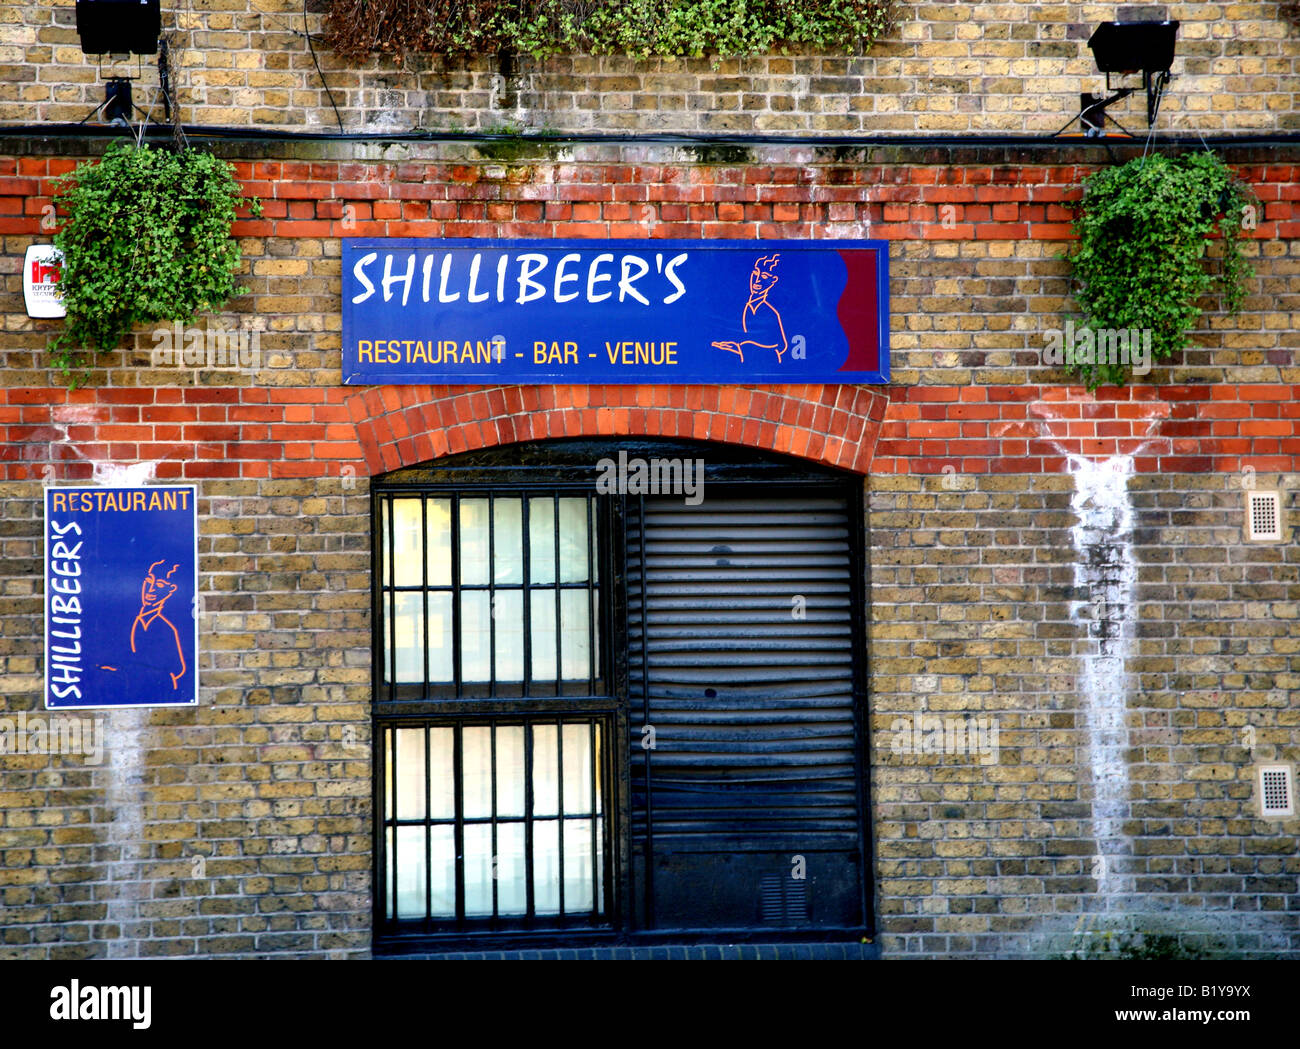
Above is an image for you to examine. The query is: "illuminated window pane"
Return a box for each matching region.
[430,826,455,918]
[462,726,492,819]
[494,499,523,585]
[426,498,452,587]
[562,722,592,814]
[395,826,425,919]
[533,820,560,916]
[494,590,524,682]
[459,498,490,586]
[391,498,423,587]
[496,822,527,915]
[529,497,555,585]
[390,592,424,683]
[531,597,557,682]
[429,727,454,820]
[380,501,390,587]
[394,728,425,820]
[558,497,589,583]
[561,589,590,681]
[496,726,525,818]
[461,591,491,682]
[427,592,453,683]
[533,724,558,817]
[384,729,394,821]
[464,823,494,917]
[564,818,594,913]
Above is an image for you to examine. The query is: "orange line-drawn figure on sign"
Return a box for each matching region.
[711,253,789,364]
[130,559,186,690]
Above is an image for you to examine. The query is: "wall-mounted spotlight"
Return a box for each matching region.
[1056,20,1180,138]
[74,0,163,126]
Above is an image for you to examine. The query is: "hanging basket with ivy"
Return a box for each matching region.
[48,141,261,386]
[1063,150,1255,389]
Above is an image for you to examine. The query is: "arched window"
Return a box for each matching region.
[372,438,873,949]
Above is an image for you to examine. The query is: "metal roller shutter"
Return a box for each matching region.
[627,492,867,932]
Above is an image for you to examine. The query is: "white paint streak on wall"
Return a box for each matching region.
[103,707,149,959]
[1027,393,1171,912]
[92,460,156,486]
[1068,453,1137,908]
[44,410,160,487]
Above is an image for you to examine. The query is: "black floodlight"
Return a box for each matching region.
[1056,19,1179,138]
[1088,20,1178,82]
[73,1,164,127]
[75,0,162,56]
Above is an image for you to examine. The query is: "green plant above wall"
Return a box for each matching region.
[1063,150,1256,389]
[326,0,894,61]
[49,141,261,387]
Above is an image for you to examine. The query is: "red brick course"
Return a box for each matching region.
[3,382,1295,481]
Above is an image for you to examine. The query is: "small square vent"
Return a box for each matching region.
[1245,490,1282,542]
[759,873,809,924]
[1257,764,1295,819]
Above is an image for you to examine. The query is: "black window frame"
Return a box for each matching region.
[371,437,874,953]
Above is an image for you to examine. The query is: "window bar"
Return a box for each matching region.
[490,722,499,921]
[521,497,532,696]
[421,496,430,697]
[453,722,466,924]
[488,493,497,693]
[386,497,396,702]
[638,495,655,924]
[524,721,535,921]
[423,725,432,925]
[553,494,562,694]
[556,718,565,917]
[586,496,595,695]
[387,727,397,922]
[451,495,463,700]
[588,718,598,916]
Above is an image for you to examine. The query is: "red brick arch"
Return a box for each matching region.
[345,384,891,476]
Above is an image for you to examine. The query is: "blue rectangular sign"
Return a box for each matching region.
[342,238,889,385]
[44,486,198,709]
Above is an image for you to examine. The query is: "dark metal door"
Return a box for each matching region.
[627,491,868,934]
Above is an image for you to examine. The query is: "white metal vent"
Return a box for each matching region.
[1257,764,1294,819]
[1245,490,1282,542]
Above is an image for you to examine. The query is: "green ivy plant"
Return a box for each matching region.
[49,141,261,386]
[326,0,894,61]
[1063,151,1255,389]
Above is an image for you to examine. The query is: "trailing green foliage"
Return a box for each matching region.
[1064,151,1255,389]
[49,142,260,386]
[326,0,894,60]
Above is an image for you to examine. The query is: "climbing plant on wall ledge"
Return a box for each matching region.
[49,141,261,387]
[325,0,895,60]
[1064,151,1255,389]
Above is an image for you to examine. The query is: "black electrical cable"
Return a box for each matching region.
[158,38,173,123]
[304,0,344,134]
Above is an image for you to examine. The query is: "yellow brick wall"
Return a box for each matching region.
[1,2,1298,135]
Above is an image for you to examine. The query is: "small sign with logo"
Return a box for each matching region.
[23,244,65,319]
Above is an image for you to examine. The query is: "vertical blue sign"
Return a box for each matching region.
[44,486,198,709]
